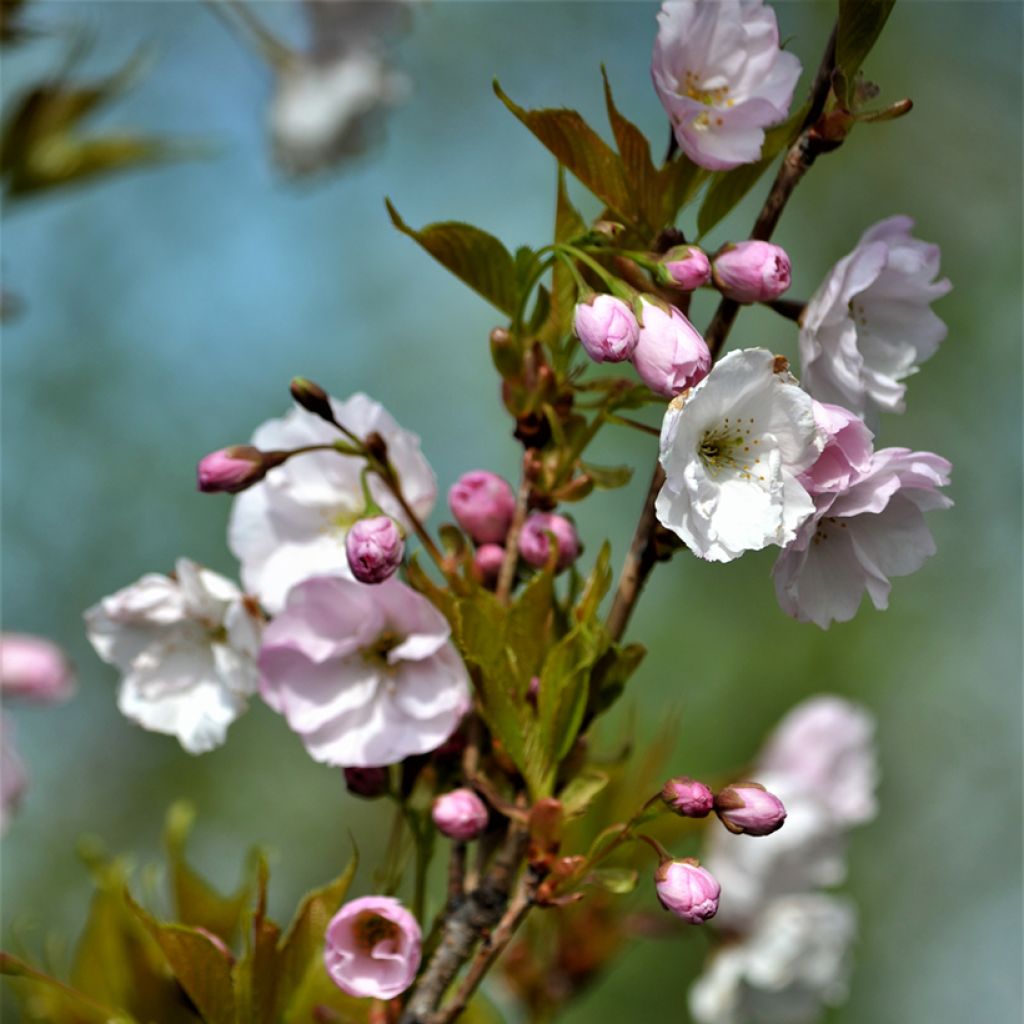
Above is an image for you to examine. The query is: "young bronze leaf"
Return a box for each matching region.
[836,0,896,91]
[600,67,659,228]
[386,199,519,315]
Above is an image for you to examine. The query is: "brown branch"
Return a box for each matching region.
[765,298,806,323]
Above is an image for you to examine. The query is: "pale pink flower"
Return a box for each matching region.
[656,349,823,562]
[258,576,470,767]
[432,788,489,841]
[712,241,791,304]
[655,860,721,924]
[632,298,711,398]
[799,216,951,422]
[518,513,580,572]
[715,782,787,836]
[773,447,952,628]
[573,294,640,363]
[652,1,802,170]
[346,516,404,584]
[799,402,874,496]
[85,560,262,754]
[229,392,436,613]
[758,696,877,828]
[0,634,75,704]
[324,895,421,1000]
[449,471,516,545]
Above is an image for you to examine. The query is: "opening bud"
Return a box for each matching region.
[714,781,787,836]
[659,246,712,291]
[449,470,516,545]
[431,787,489,842]
[712,241,792,303]
[518,512,580,572]
[345,516,404,584]
[661,776,714,818]
[573,294,640,364]
[196,445,279,494]
[654,858,720,924]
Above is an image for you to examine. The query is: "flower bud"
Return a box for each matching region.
[712,241,792,303]
[0,634,75,704]
[660,246,711,291]
[449,471,517,545]
[715,782,787,836]
[519,512,580,572]
[573,294,640,363]
[344,765,389,799]
[654,859,720,924]
[473,543,506,588]
[432,787,489,841]
[289,376,336,424]
[631,298,711,398]
[345,516,404,584]
[661,776,714,818]
[196,446,270,494]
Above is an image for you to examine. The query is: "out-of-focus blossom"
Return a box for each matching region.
[689,894,856,1024]
[1,716,27,835]
[773,447,952,628]
[346,516,405,584]
[0,633,75,704]
[259,576,470,767]
[800,402,874,496]
[715,782,787,836]
[473,543,506,588]
[651,0,802,170]
[758,696,878,827]
[573,295,640,363]
[449,471,516,545]
[662,776,714,817]
[712,241,791,304]
[228,392,435,613]
[324,895,421,1000]
[519,512,580,572]
[632,298,711,398]
[799,216,951,423]
[84,560,262,754]
[432,787,489,841]
[655,859,721,924]
[656,349,823,562]
[661,245,712,291]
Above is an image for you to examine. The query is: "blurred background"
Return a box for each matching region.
[2,2,1021,1021]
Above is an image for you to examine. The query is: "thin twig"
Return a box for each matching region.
[496,469,531,603]
[765,298,806,323]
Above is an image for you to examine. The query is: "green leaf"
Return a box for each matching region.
[494,81,633,220]
[575,541,613,625]
[233,856,282,1024]
[539,625,597,770]
[164,801,253,945]
[601,67,658,228]
[276,850,358,1018]
[657,155,708,225]
[586,642,646,721]
[559,767,611,819]
[505,566,556,684]
[836,0,896,91]
[696,105,808,238]
[385,199,519,315]
[0,952,129,1024]
[586,867,638,895]
[580,461,633,491]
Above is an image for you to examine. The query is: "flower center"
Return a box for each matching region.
[848,300,869,327]
[698,418,763,480]
[681,69,734,107]
[811,516,849,545]
[364,630,402,666]
[351,911,400,953]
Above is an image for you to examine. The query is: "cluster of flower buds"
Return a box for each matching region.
[450,470,581,585]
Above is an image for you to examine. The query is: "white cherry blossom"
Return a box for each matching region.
[84,559,262,754]
[656,348,823,562]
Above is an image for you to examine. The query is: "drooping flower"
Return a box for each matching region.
[655,859,721,924]
[228,392,436,613]
[0,633,75,704]
[651,0,802,170]
[345,516,405,584]
[712,241,792,304]
[449,470,516,545]
[258,576,470,767]
[631,298,711,398]
[773,447,952,628]
[519,512,581,572]
[799,216,951,423]
[573,294,641,363]
[689,893,857,1024]
[656,348,823,562]
[324,895,421,1000]
[84,559,263,754]
[432,788,489,841]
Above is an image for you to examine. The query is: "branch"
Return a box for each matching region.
[496,468,531,603]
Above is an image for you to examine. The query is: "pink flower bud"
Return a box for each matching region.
[449,471,517,545]
[432,787,489,841]
[712,241,792,303]
[655,859,720,924]
[573,294,640,363]
[196,445,267,494]
[344,766,389,799]
[661,776,714,818]
[345,516,404,584]
[324,895,421,1000]
[519,512,580,572]
[473,543,506,588]
[715,782,787,836]
[631,298,711,398]
[0,634,75,704]
[661,246,712,291]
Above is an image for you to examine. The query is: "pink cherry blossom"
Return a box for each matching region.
[0,634,75,704]
[800,402,874,496]
[773,447,952,628]
[196,446,265,494]
[259,576,470,767]
[663,776,715,818]
[345,516,404,584]
[715,782,787,836]
[324,895,421,1000]
[652,1,802,170]
[632,298,711,398]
